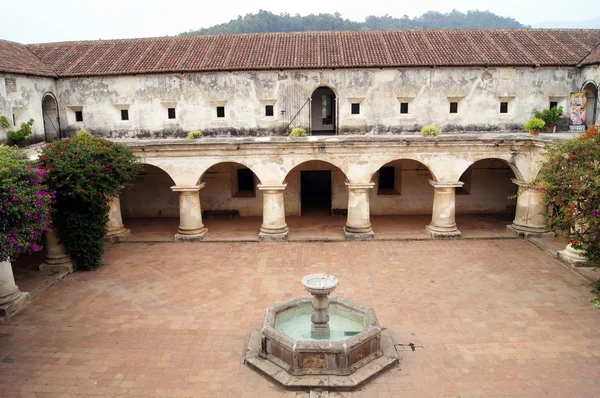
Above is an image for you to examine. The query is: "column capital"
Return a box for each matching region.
[511,179,545,191]
[429,180,463,189]
[345,182,375,190]
[257,183,287,191]
[171,182,206,192]
[511,178,528,187]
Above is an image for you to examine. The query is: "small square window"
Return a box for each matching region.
[121,109,129,121]
[500,102,508,114]
[265,105,274,117]
[400,102,409,114]
[167,108,176,119]
[237,168,254,192]
[216,106,225,118]
[549,101,558,109]
[378,166,395,191]
[449,102,458,114]
[75,110,83,122]
[351,103,360,115]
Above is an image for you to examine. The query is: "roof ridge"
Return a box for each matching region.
[23,43,58,77]
[578,36,600,66]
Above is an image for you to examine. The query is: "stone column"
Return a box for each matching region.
[39,227,74,274]
[559,243,588,266]
[173,184,207,241]
[508,179,551,237]
[258,184,288,242]
[106,195,130,242]
[426,180,462,238]
[0,259,30,320]
[344,183,375,241]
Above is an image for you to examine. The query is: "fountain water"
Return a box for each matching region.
[244,274,398,390]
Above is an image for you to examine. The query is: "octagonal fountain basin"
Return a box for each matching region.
[244,295,398,389]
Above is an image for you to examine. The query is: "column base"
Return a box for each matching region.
[39,254,74,274]
[105,228,130,243]
[558,247,589,267]
[344,226,375,241]
[259,226,289,242]
[426,224,461,239]
[175,228,207,241]
[507,224,555,238]
[0,291,30,321]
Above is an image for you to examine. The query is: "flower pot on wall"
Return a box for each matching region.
[545,124,556,133]
[529,130,541,136]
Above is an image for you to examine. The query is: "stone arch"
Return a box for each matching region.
[197,160,263,186]
[283,159,348,216]
[198,161,263,217]
[457,156,524,182]
[367,157,438,183]
[283,158,349,183]
[136,159,178,186]
[582,81,598,127]
[41,92,60,142]
[121,163,179,218]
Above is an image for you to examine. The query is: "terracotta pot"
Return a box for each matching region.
[529,130,540,136]
[545,124,555,133]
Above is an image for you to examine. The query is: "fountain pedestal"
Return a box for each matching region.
[302,274,338,339]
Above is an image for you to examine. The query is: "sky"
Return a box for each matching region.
[2,0,599,44]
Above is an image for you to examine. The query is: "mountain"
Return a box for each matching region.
[180,9,527,36]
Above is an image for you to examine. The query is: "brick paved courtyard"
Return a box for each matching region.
[1,240,600,397]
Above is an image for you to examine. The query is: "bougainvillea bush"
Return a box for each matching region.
[0,145,54,262]
[39,133,141,269]
[536,126,600,267]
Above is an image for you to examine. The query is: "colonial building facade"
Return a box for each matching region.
[0,29,599,246]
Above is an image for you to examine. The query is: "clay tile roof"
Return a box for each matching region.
[4,29,600,78]
[0,40,56,77]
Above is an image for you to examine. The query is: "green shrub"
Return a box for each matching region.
[0,145,53,261]
[8,119,34,142]
[290,127,307,137]
[77,129,91,138]
[420,125,440,137]
[187,130,204,139]
[39,134,141,269]
[523,118,545,132]
[534,106,564,126]
[591,280,600,309]
[0,115,10,129]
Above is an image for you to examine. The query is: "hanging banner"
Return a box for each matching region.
[568,92,587,131]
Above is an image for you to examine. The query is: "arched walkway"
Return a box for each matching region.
[284,160,347,240]
[41,93,60,142]
[455,158,518,238]
[310,86,337,135]
[369,159,435,239]
[583,81,598,128]
[198,162,262,241]
[120,164,179,241]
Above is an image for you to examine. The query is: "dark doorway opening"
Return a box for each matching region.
[42,93,60,142]
[310,87,336,135]
[301,170,332,215]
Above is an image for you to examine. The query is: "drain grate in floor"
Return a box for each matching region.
[394,343,424,352]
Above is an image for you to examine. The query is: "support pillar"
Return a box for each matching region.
[344,183,374,241]
[173,184,207,241]
[507,179,553,238]
[39,227,74,274]
[106,195,130,242]
[559,243,589,266]
[426,181,462,238]
[258,184,288,242]
[0,259,30,321]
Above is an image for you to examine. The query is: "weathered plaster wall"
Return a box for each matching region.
[120,164,178,217]
[54,66,593,138]
[0,75,57,143]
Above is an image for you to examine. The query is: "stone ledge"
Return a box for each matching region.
[244,329,399,390]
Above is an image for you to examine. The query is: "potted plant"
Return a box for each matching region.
[534,106,563,133]
[523,118,545,135]
[421,124,440,137]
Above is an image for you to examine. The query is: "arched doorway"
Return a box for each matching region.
[369,159,435,238]
[41,93,60,142]
[284,160,347,239]
[310,87,336,135]
[455,158,518,237]
[583,82,598,128]
[120,164,178,241]
[199,162,262,241]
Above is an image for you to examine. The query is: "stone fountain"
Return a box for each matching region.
[244,274,398,390]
